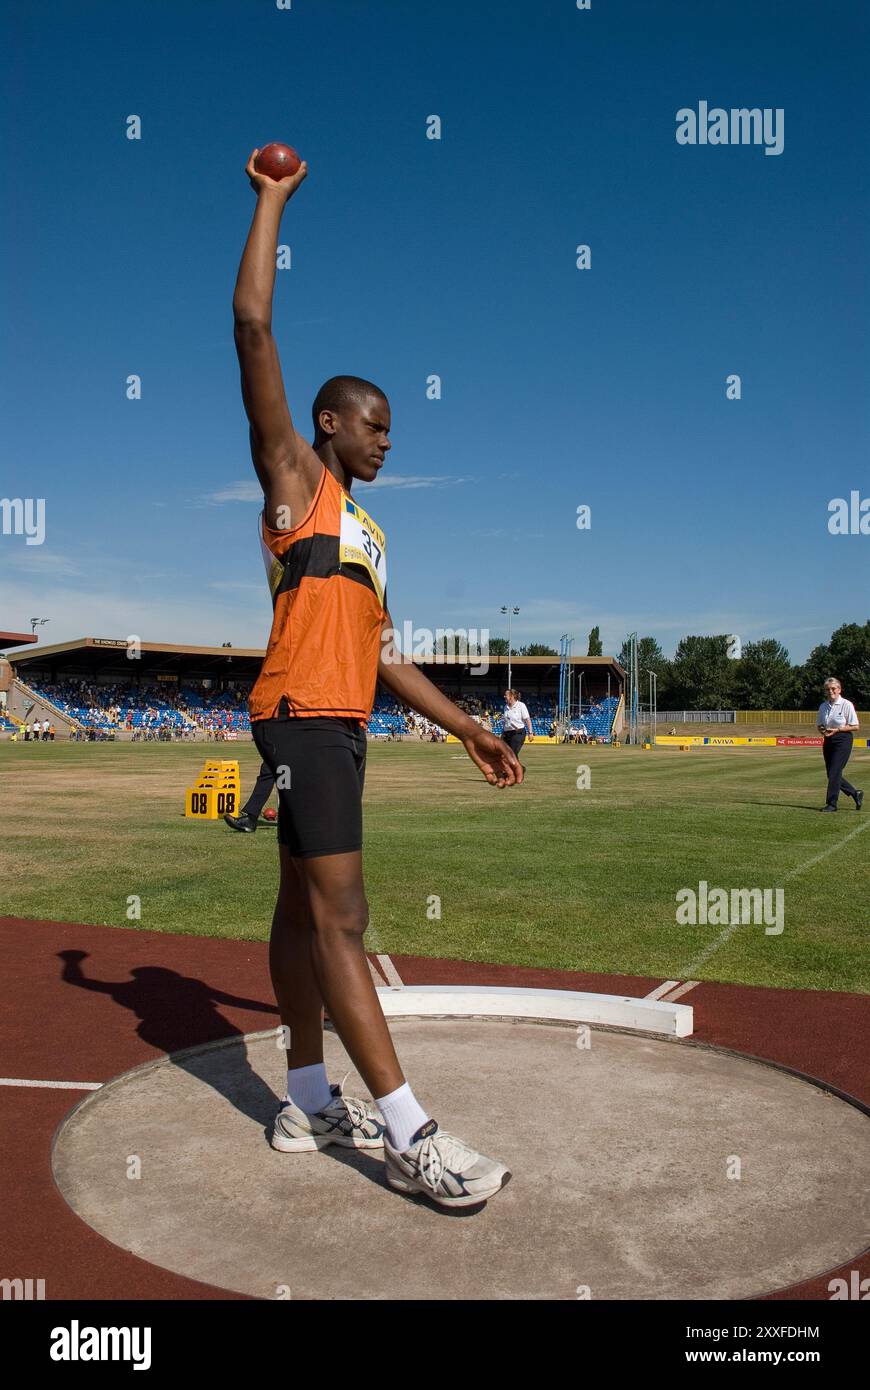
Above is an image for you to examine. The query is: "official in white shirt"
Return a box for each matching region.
[501,689,533,761]
[816,677,862,812]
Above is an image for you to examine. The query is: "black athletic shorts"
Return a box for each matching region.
[251,712,366,858]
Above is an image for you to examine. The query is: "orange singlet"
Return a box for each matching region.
[249,464,387,726]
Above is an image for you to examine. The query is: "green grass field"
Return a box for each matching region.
[1,740,867,992]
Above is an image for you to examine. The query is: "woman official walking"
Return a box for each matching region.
[501,689,533,764]
[817,677,863,813]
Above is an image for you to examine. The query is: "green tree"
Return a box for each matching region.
[485,636,510,657]
[795,642,832,708]
[794,621,870,708]
[825,621,870,706]
[587,626,603,656]
[518,642,558,656]
[731,639,795,709]
[669,635,736,709]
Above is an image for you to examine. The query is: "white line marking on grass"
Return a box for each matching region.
[644,980,680,1000]
[781,819,869,883]
[681,922,742,978]
[0,1078,102,1090]
[680,820,869,977]
[376,954,404,989]
[660,980,700,1002]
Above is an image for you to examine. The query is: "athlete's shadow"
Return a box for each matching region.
[55,949,390,1192]
[57,949,280,1128]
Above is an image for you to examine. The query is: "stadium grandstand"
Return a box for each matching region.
[0,637,625,743]
[0,630,36,733]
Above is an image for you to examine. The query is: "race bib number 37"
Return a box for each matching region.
[339,497,387,605]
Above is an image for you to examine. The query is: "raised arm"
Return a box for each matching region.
[233,150,322,529]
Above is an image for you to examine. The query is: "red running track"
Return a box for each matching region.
[1,916,867,1301]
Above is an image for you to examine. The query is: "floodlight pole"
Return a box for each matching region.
[644,669,658,744]
[501,605,519,690]
[558,633,574,739]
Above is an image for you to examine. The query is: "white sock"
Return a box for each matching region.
[375,1081,430,1152]
[286,1063,333,1114]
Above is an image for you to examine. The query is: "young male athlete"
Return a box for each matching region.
[233,149,522,1208]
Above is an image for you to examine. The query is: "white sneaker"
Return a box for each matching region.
[384,1120,511,1207]
[271,1075,385,1152]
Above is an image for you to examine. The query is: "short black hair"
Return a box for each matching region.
[311,375,387,435]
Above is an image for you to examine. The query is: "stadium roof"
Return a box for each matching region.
[8,637,266,678]
[0,630,38,649]
[8,637,625,683]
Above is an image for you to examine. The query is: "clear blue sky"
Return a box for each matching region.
[2,0,867,662]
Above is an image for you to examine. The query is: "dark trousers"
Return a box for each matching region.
[823,732,857,807]
[242,760,276,818]
[502,729,526,757]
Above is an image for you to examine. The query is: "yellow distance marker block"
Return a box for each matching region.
[186,785,241,819]
[185,760,241,820]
